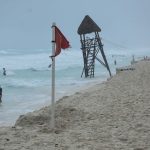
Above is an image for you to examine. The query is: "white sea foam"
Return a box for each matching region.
[0,48,148,126]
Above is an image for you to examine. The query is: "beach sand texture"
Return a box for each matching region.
[0,60,150,150]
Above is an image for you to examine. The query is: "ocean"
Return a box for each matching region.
[0,48,147,126]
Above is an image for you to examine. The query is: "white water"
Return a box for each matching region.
[0,48,148,126]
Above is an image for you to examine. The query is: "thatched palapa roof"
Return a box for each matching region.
[77,15,101,35]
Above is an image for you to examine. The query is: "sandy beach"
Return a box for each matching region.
[0,60,150,150]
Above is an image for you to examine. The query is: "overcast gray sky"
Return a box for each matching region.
[0,0,150,51]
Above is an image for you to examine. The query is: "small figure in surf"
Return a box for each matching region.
[3,68,6,76]
[114,60,117,65]
[48,64,52,68]
[0,86,2,103]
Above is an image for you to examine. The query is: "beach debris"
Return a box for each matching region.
[77,15,111,78]
[116,66,135,73]
[5,138,10,141]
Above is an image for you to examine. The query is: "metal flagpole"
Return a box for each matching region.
[51,22,56,128]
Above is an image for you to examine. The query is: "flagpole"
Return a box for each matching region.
[51,22,56,128]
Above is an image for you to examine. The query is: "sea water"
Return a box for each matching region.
[0,48,146,126]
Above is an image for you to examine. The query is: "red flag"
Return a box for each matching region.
[55,26,70,56]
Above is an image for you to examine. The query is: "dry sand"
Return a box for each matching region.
[0,60,150,150]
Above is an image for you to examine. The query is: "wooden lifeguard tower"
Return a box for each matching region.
[77,15,111,78]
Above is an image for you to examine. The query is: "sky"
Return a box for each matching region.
[0,0,150,51]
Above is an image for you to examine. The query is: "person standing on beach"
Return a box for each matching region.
[0,86,2,103]
[114,60,117,65]
[3,68,6,76]
[48,64,52,68]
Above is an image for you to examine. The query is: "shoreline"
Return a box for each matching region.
[1,60,150,149]
[0,72,108,127]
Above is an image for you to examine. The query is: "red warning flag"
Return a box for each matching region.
[55,26,70,56]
